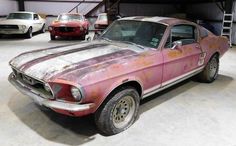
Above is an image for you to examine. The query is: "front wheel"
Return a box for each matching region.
[197,54,219,83]
[86,25,89,35]
[95,87,140,135]
[25,27,32,39]
[80,35,86,40]
[50,34,56,40]
[40,24,46,33]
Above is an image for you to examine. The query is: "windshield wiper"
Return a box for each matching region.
[121,41,145,49]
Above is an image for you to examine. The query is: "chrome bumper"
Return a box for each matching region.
[8,73,94,112]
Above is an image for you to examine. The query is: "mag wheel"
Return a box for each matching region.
[198,54,219,83]
[112,95,136,129]
[95,87,140,135]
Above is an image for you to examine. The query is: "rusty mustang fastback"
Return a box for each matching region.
[9,16,229,135]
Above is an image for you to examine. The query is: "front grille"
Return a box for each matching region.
[0,25,19,30]
[12,68,53,99]
[57,27,74,32]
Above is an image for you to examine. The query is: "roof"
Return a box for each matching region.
[119,16,193,26]
[119,0,226,4]
[11,11,35,14]
[61,13,83,15]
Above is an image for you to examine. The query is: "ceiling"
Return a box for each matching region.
[118,0,228,4]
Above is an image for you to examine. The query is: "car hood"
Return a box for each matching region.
[51,21,83,27]
[10,40,145,82]
[0,19,32,25]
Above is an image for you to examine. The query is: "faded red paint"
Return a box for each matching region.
[49,13,89,38]
[9,17,229,117]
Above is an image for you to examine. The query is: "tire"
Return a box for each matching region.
[40,24,46,33]
[50,34,56,40]
[95,87,140,135]
[80,35,86,40]
[86,25,89,35]
[197,54,219,83]
[25,27,33,39]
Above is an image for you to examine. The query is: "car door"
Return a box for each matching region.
[33,14,42,32]
[161,24,203,86]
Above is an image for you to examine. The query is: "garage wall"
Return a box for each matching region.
[119,3,178,17]
[0,0,18,16]
[186,3,223,20]
[24,1,101,15]
[186,2,236,44]
[24,1,102,28]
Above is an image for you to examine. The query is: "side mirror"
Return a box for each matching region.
[171,41,182,50]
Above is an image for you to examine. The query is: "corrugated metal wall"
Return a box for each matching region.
[0,0,18,16]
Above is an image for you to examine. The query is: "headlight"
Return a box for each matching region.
[19,25,26,30]
[79,26,84,31]
[44,83,51,92]
[48,26,53,31]
[94,24,99,28]
[71,86,83,101]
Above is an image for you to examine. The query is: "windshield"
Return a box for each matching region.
[7,13,32,20]
[101,20,166,48]
[58,14,83,21]
[98,15,107,21]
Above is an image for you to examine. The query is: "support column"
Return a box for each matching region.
[18,0,25,11]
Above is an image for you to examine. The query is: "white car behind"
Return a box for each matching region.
[0,11,46,38]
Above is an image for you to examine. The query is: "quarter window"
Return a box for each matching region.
[165,24,198,48]
[199,27,209,38]
[33,14,39,20]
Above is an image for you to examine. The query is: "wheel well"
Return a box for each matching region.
[28,26,32,31]
[207,52,219,62]
[107,81,143,99]
[214,52,220,58]
[211,52,220,61]
[96,81,143,112]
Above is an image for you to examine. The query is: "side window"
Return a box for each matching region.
[33,14,39,20]
[199,27,209,38]
[165,24,198,48]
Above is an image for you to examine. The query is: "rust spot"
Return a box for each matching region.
[134,53,153,66]
[208,43,219,49]
[168,50,183,58]
[143,71,154,81]
[184,47,193,54]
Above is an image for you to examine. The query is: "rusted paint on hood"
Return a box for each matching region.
[10,40,145,81]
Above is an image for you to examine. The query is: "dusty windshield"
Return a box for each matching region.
[7,13,32,20]
[98,15,107,21]
[101,20,166,48]
[58,15,82,21]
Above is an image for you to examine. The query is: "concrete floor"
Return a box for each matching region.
[0,32,236,146]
